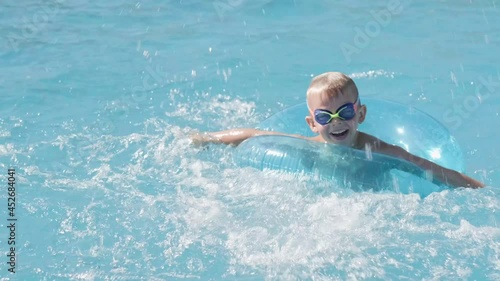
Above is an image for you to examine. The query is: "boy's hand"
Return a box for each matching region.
[189,132,217,147]
[188,128,264,146]
[381,143,485,189]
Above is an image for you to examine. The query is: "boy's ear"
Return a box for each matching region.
[357,105,367,123]
[305,115,319,133]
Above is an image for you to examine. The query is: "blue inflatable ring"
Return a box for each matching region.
[233,98,465,195]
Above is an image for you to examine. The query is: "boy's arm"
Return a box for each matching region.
[379,143,485,189]
[190,128,293,146]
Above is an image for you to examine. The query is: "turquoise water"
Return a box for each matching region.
[1,0,499,280]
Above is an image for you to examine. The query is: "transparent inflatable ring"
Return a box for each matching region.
[233,98,465,196]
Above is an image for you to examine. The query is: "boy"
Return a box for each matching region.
[192,72,485,189]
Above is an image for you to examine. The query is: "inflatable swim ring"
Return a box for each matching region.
[233,98,465,195]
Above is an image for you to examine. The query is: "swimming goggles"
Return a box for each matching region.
[314,98,360,125]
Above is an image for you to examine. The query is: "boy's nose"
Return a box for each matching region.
[329,118,343,125]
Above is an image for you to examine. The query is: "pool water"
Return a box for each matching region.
[1,0,499,280]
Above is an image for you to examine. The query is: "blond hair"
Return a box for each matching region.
[306,72,359,109]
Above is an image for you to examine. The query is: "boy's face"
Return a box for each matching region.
[305,89,366,146]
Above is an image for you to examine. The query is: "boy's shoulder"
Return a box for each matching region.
[356,131,392,152]
[357,131,408,158]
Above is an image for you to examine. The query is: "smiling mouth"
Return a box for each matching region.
[330,129,349,139]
